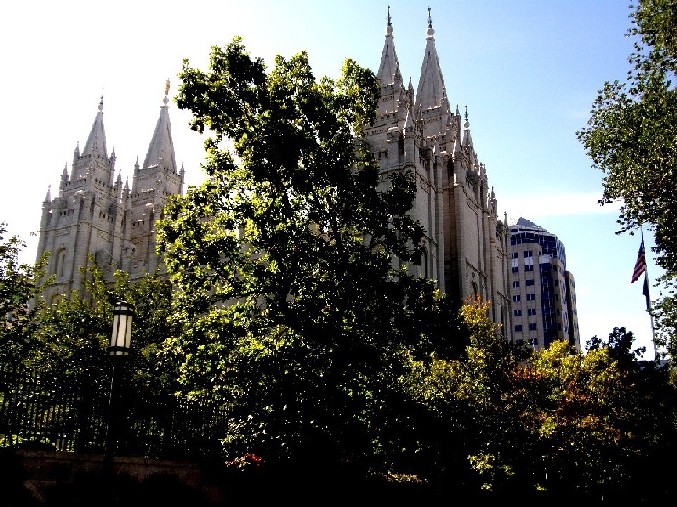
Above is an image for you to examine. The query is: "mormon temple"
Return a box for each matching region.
[35,10,512,337]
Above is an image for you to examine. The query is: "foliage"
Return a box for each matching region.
[403,301,677,501]
[157,37,463,471]
[111,271,181,398]
[23,264,180,402]
[26,261,111,385]
[576,0,677,355]
[402,298,530,495]
[586,326,646,367]
[0,223,48,369]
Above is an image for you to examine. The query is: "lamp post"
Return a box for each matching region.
[104,301,134,473]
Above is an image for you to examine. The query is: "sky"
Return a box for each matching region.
[0,0,664,359]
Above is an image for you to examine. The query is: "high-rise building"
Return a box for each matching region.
[35,83,184,304]
[509,217,580,351]
[35,10,512,338]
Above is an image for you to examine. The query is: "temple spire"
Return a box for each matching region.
[142,80,177,173]
[82,96,108,159]
[463,106,474,147]
[377,6,403,88]
[414,7,448,114]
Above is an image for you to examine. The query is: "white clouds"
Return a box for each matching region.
[500,192,621,224]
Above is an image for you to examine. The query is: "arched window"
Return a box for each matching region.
[55,248,67,279]
[422,247,429,278]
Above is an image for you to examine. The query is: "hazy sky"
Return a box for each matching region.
[0,0,663,358]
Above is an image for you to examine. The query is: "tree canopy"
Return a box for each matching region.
[157,37,463,470]
[0,223,46,369]
[576,0,677,356]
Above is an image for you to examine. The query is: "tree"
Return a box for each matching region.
[157,37,463,473]
[586,326,646,368]
[0,223,47,369]
[22,265,183,454]
[401,298,534,497]
[402,300,677,501]
[576,0,677,355]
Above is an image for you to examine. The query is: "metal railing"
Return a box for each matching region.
[0,365,226,461]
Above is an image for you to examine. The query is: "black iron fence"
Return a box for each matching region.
[0,365,227,461]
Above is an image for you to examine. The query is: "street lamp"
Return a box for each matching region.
[109,301,134,355]
[104,301,134,472]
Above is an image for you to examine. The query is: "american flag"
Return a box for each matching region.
[631,240,646,283]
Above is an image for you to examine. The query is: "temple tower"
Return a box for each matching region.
[36,83,184,303]
[365,8,512,335]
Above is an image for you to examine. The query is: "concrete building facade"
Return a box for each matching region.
[509,217,580,351]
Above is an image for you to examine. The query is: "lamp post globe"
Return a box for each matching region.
[109,301,134,355]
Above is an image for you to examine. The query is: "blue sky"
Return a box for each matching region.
[0,0,663,358]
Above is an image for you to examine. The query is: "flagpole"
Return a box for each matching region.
[640,228,658,361]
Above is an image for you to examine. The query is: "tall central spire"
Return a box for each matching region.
[377,5,403,88]
[82,96,108,159]
[414,8,448,114]
[142,80,177,173]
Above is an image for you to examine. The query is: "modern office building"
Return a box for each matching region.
[509,218,580,351]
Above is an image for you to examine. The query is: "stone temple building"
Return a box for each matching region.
[365,9,512,336]
[35,10,512,338]
[36,83,184,304]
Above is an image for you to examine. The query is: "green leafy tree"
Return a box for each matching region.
[26,260,178,388]
[403,302,677,501]
[402,298,530,496]
[0,223,47,369]
[157,37,462,473]
[23,265,181,454]
[28,261,111,380]
[112,271,180,399]
[576,0,677,355]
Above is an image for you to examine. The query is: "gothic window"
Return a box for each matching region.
[55,248,67,279]
[422,248,429,278]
